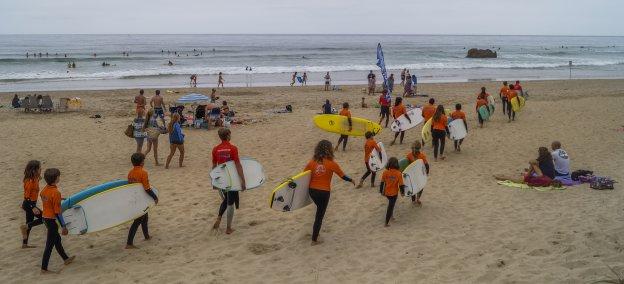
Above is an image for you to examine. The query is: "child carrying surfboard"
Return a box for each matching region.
[476,94,488,128]
[421,98,436,146]
[431,105,449,161]
[126,153,159,249]
[391,97,411,146]
[335,102,352,152]
[406,141,430,206]
[20,160,43,249]
[40,168,75,274]
[499,81,509,115]
[379,157,405,227]
[506,85,518,122]
[212,128,246,235]
[450,104,468,152]
[357,131,382,188]
[305,140,355,245]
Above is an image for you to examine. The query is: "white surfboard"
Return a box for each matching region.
[487,95,496,113]
[210,158,266,191]
[448,119,467,141]
[269,171,312,212]
[403,160,428,197]
[62,184,158,235]
[368,142,388,172]
[390,108,424,132]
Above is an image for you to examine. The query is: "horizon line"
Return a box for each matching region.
[1,33,623,37]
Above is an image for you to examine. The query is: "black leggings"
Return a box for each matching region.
[22,200,43,244]
[309,188,330,242]
[501,97,508,114]
[42,218,69,270]
[507,105,516,120]
[453,139,464,150]
[394,131,405,144]
[127,213,149,246]
[218,191,240,216]
[411,188,425,202]
[360,163,376,185]
[385,195,397,224]
[478,112,484,125]
[337,135,348,150]
[432,129,446,159]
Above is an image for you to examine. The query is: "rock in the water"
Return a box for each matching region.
[466,48,497,58]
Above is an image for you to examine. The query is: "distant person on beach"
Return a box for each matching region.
[190,74,197,87]
[302,72,308,86]
[405,141,429,206]
[499,81,509,115]
[400,68,406,86]
[150,90,166,125]
[506,85,518,122]
[431,105,449,161]
[39,168,75,274]
[168,61,173,66]
[133,108,147,153]
[210,88,220,103]
[218,72,225,88]
[391,97,410,145]
[380,157,404,226]
[411,74,418,95]
[378,89,391,127]
[450,104,467,152]
[291,72,297,86]
[551,141,571,177]
[367,70,376,95]
[403,72,413,97]
[12,94,21,108]
[135,89,147,113]
[212,128,246,235]
[304,139,355,245]
[143,109,162,166]
[126,153,158,249]
[165,113,185,169]
[387,73,395,93]
[335,102,352,151]
[19,160,43,248]
[514,80,523,96]
[324,72,331,91]
[357,131,381,189]
[322,99,332,114]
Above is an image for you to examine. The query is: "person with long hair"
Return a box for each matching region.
[133,107,147,153]
[335,102,352,152]
[379,157,405,226]
[20,160,43,248]
[431,105,449,161]
[450,103,467,152]
[143,108,161,166]
[494,160,560,187]
[304,140,355,245]
[391,97,411,146]
[537,147,555,179]
[165,113,185,169]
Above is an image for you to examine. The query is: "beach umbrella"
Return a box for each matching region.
[176,93,210,104]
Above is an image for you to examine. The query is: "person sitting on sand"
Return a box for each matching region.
[406,141,430,206]
[322,99,332,114]
[537,147,556,179]
[335,102,352,152]
[12,94,21,108]
[551,141,571,177]
[212,128,246,235]
[450,103,467,152]
[304,140,355,245]
[380,157,405,227]
[494,160,561,187]
[210,88,219,103]
[361,97,368,108]
[391,97,411,146]
[357,131,382,188]
[126,153,158,249]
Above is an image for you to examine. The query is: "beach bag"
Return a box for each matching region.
[590,177,616,190]
[578,175,596,183]
[124,124,134,138]
[571,170,593,181]
[146,127,160,140]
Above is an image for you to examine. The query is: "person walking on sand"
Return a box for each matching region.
[499,81,509,115]
[190,74,198,87]
[125,153,158,249]
[431,105,450,161]
[165,113,185,169]
[150,89,166,125]
[302,72,308,86]
[367,70,376,96]
[304,140,355,245]
[403,72,413,97]
[450,104,467,152]
[134,89,146,114]
[400,68,406,86]
[217,72,225,88]
[387,73,395,93]
[335,103,352,152]
[378,89,391,128]
[212,128,246,235]
[391,97,411,146]
[357,131,382,189]
[324,72,331,91]
[405,141,430,206]
[20,160,43,248]
[133,108,147,153]
[143,109,162,166]
[291,72,297,86]
[380,157,405,226]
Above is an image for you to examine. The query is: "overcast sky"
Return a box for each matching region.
[1,0,622,35]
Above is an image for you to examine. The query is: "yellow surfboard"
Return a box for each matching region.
[510,96,526,112]
[421,118,432,143]
[313,115,382,136]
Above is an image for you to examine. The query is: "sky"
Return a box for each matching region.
[0,0,622,36]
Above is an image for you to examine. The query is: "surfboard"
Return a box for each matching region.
[269,171,312,212]
[62,184,158,235]
[210,158,266,191]
[399,158,410,171]
[368,142,388,172]
[313,114,382,136]
[403,160,428,197]
[487,95,495,114]
[478,105,490,121]
[510,96,525,112]
[390,108,424,132]
[448,119,467,140]
[61,180,129,211]
[421,118,432,143]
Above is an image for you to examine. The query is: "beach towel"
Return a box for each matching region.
[497,180,566,192]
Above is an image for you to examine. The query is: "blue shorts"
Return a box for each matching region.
[154,107,165,118]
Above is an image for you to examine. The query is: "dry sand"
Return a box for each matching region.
[1,79,624,283]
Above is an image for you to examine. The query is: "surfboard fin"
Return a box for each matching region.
[288,181,297,189]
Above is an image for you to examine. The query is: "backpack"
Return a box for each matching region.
[590,177,616,190]
[571,170,593,181]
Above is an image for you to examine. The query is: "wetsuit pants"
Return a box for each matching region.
[309,188,330,242]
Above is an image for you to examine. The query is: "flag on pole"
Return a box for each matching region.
[376,43,391,102]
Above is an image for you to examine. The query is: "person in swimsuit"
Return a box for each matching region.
[134,89,147,114]
[150,90,166,125]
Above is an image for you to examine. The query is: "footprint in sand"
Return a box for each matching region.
[527,248,551,256]
[247,243,281,255]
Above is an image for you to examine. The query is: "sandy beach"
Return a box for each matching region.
[1,79,624,283]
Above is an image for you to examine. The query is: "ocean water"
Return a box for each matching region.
[0,34,623,92]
